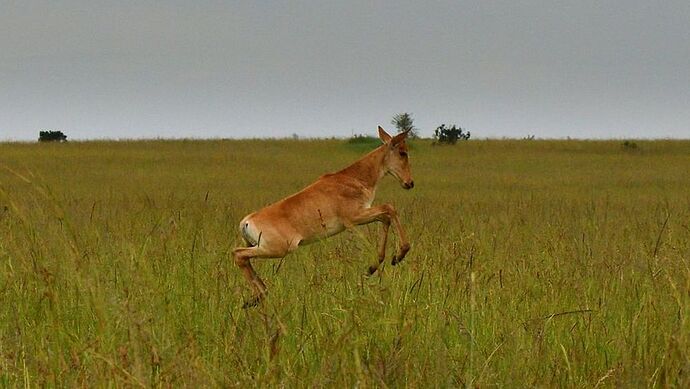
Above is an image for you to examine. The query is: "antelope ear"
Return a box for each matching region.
[378,126,392,144]
[391,129,410,146]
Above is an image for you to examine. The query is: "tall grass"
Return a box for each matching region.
[1,139,689,386]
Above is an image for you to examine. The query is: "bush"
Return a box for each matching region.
[433,124,470,145]
[39,130,68,142]
[346,134,378,144]
[622,140,639,150]
[345,134,380,150]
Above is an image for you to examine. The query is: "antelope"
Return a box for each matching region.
[233,126,414,307]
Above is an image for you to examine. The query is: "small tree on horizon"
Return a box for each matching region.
[391,113,420,139]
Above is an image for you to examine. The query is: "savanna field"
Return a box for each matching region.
[1,138,689,387]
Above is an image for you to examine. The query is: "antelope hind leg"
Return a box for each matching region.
[233,238,296,308]
[242,294,264,309]
[233,248,268,308]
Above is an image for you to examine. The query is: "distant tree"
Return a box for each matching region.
[433,124,470,145]
[38,130,67,142]
[391,113,419,139]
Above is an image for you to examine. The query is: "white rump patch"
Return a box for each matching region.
[241,220,261,246]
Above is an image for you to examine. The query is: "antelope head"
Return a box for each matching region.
[378,126,414,190]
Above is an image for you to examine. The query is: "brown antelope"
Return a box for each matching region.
[233,126,414,307]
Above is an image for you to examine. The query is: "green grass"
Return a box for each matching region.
[1,139,689,387]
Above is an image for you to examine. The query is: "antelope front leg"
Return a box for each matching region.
[386,205,410,266]
[350,204,410,273]
[368,220,390,275]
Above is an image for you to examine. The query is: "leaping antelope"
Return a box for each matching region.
[234,126,414,307]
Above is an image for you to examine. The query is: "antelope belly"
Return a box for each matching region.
[299,221,346,245]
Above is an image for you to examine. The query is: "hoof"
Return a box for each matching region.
[242,295,263,309]
[392,253,407,266]
[367,265,378,276]
[392,244,410,266]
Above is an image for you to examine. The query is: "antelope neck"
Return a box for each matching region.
[338,145,388,189]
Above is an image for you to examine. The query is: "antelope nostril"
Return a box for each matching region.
[409,181,414,188]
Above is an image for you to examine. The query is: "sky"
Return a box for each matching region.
[1,1,689,141]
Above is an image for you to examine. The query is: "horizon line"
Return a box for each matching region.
[2,135,690,143]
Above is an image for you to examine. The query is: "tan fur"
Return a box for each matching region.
[234,126,414,307]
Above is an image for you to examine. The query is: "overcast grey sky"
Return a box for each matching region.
[1,1,688,141]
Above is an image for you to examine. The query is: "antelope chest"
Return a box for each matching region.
[364,187,377,208]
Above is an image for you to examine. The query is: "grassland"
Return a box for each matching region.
[1,138,689,387]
